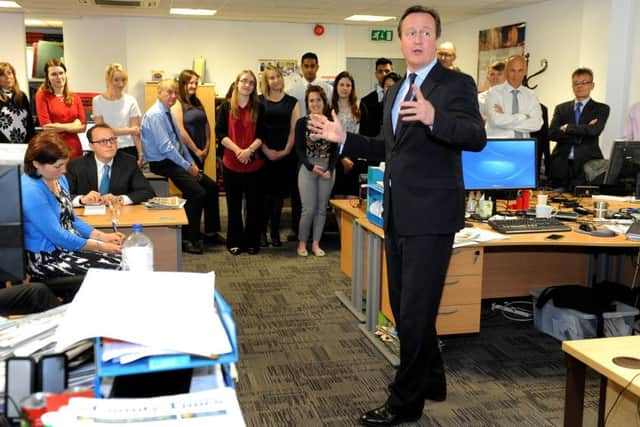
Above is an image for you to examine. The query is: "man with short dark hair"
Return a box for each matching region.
[66,124,155,207]
[549,68,610,189]
[360,58,393,137]
[309,5,486,425]
[287,52,333,116]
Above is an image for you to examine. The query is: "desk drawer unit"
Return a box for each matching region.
[436,247,483,334]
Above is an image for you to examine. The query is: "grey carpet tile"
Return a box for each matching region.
[183,239,601,427]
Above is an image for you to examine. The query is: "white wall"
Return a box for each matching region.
[62,17,354,110]
[444,0,587,112]
[0,13,27,99]
[64,17,128,95]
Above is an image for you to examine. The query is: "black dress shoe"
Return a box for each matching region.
[359,404,422,426]
[270,235,282,247]
[182,241,203,255]
[247,247,260,255]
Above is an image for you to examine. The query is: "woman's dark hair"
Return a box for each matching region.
[177,69,203,109]
[304,85,330,117]
[331,71,360,121]
[23,132,71,177]
[382,72,402,87]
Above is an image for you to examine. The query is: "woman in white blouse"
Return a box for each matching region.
[92,64,143,167]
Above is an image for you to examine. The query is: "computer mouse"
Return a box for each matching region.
[579,222,597,232]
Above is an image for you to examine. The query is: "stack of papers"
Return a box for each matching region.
[143,196,186,209]
[54,269,230,358]
[41,388,245,426]
[453,227,509,248]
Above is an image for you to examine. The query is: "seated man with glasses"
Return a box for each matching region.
[66,123,155,206]
[549,67,610,190]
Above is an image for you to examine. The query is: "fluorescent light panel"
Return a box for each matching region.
[170,8,216,16]
[25,19,64,27]
[345,15,395,22]
[0,1,21,8]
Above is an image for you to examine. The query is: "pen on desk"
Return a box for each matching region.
[112,220,118,233]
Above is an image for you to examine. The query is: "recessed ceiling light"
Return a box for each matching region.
[170,8,216,16]
[0,1,21,8]
[345,15,395,22]
[25,19,64,27]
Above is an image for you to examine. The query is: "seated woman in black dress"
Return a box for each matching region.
[21,132,124,281]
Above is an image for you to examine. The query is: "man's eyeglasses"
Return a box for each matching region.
[572,80,593,86]
[91,137,117,146]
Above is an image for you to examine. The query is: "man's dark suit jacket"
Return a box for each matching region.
[548,98,610,182]
[343,62,486,236]
[66,151,155,203]
[359,90,382,137]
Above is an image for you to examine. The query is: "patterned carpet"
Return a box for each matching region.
[183,211,601,426]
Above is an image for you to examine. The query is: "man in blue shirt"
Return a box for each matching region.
[141,79,220,254]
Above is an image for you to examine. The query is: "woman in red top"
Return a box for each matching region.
[216,70,266,255]
[35,59,86,159]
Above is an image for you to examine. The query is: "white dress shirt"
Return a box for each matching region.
[72,158,133,206]
[287,78,333,117]
[485,82,543,138]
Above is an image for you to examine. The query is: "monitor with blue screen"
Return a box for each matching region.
[462,138,537,191]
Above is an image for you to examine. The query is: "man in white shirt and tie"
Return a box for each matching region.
[287,52,333,117]
[548,68,610,189]
[485,55,543,138]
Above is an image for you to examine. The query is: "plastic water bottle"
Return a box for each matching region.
[121,224,154,271]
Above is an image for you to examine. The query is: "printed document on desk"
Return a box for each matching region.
[54,269,231,357]
[44,388,245,426]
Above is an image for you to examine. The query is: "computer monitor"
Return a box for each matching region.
[0,165,25,282]
[462,138,537,191]
[603,141,640,195]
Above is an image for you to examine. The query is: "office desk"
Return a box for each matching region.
[332,200,640,337]
[330,200,368,322]
[76,205,187,271]
[562,336,640,427]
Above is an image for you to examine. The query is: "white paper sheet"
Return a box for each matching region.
[54,269,231,358]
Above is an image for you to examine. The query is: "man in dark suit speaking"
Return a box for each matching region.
[66,124,154,207]
[548,67,610,189]
[309,6,486,426]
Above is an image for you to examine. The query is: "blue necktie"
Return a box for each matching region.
[99,164,110,195]
[574,102,583,124]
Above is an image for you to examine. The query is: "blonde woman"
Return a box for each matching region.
[35,59,86,159]
[0,62,35,144]
[92,63,143,166]
[258,65,299,246]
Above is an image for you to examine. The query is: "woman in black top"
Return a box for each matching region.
[0,62,35,144]
[259,65,300,246]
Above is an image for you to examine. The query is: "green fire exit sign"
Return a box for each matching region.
[371,30,393,41]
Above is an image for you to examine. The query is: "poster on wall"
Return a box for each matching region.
[477,22,526,90]
[258,59,300,91]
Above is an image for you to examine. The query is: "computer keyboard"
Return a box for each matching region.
[488,217,572,234]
